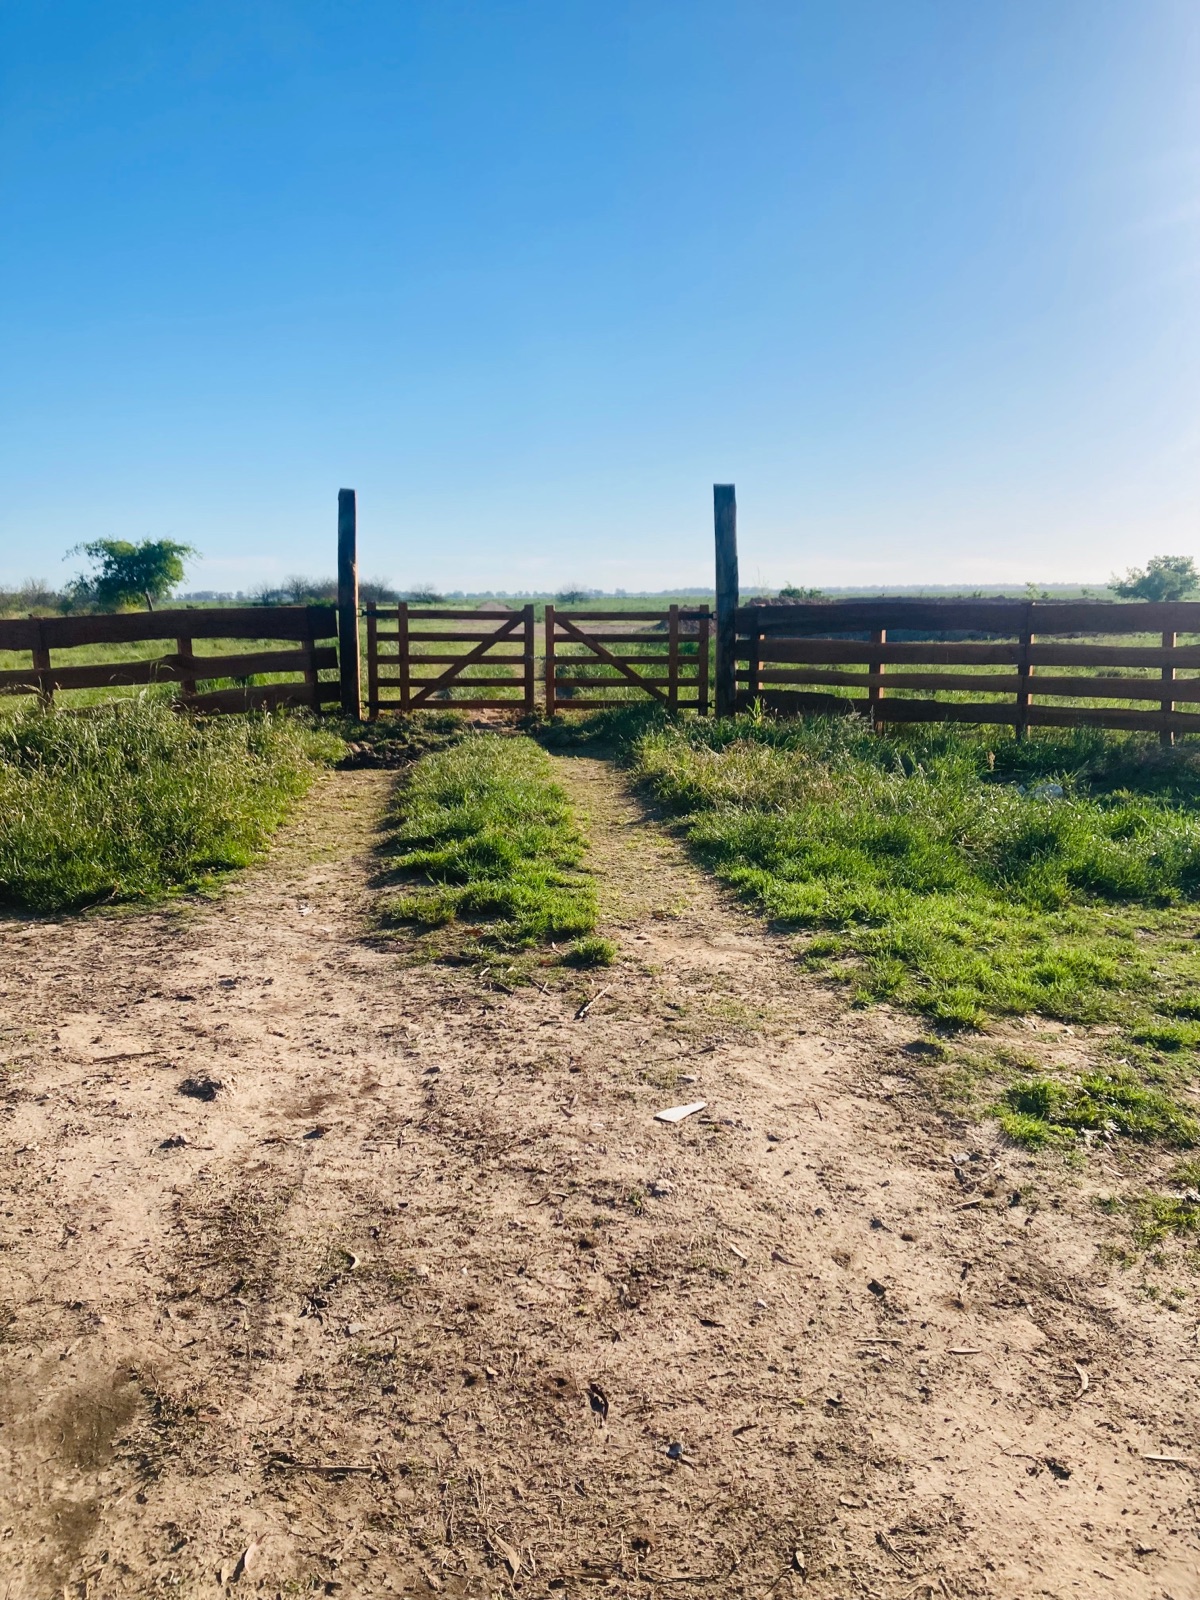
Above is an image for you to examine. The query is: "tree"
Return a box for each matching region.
[1110,555,1200,604]
[68,539,196,611]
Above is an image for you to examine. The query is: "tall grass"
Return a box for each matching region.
[380,733,599,953]
[0,700,340,912]
[598,712,1200,1029]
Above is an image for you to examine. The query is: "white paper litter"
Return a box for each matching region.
[654,1100,708,1124]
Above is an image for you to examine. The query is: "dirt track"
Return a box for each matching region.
[2,754,1199,1599]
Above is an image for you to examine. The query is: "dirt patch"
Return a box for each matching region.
[1,759,1198,1597]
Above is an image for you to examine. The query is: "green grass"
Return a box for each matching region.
[996,1073,1199,1149]
[379,733,600,954]
[547,706,1200,1149]
[612,712,1200,1028]
[0,699,341,912]
[562,934,618,967]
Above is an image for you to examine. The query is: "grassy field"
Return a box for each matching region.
[0,700,341,912]
[379,732,610,967]
[561,706,1200,1151]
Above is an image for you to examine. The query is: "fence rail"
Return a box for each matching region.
[731,599,1200,739]
[0,605,339,714]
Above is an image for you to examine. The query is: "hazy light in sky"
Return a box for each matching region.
[2,1,1198,593]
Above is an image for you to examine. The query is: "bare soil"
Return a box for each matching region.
[1,753,1198,1599]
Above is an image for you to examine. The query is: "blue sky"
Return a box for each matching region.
[2,1,1198,594]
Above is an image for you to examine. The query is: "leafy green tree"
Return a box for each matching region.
[1110,555,1200,604]
[67,539,196,611]
[778,584,824,600]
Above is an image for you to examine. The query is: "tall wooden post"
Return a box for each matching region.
[337,488,360,719]
[714,484,738,717]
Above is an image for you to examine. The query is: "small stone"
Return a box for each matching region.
[648,1180,674,1198]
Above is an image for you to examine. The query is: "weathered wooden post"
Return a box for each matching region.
[714,484,738,717]
[337,488,361,718]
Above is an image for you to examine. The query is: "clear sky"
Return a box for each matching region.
[2,2,1198,595]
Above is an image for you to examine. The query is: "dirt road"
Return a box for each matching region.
[2,754,1198,1598]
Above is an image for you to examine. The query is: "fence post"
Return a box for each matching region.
[696,607,711,715]
[1161,629,1177,747]
[668,604,680,712]
[365,602,379,720]
[868,628,886,732]
[176,632,196,706]
[32,618,53,707]
[1015,604,1034,741]
[397,601,411,712]
[545,604,557,716]
[522,604,537,715]
[337,488,361,718]
[714,484,738,717]
[302,607,321,710]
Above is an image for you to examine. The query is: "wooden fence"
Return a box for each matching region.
[0,606,339,714]
[545,607,710,715]
[730,598,1200,738]
[366,604,538,715]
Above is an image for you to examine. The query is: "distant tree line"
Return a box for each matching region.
[4,540,1200,617]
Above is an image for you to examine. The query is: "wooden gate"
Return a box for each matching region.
[545,606,710,716]
[365,603,537,717]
